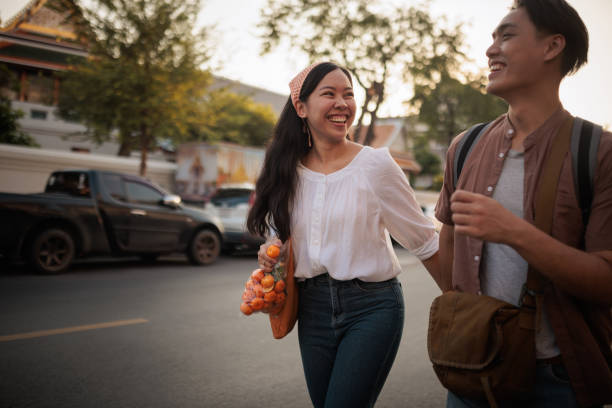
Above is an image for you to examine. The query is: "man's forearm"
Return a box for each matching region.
[508,219,612,304]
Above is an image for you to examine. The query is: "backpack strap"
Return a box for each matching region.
[453,121,493,188]
[570,117,603,226]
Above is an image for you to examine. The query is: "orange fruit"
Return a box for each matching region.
[274,280,286,293]
[264,291,277,303]
[240,302,253,315]
[261,274,275,291]
[242,289,255,302]
[245,279,254,290]
[275,292,286,304]
[253,284,265,298]
[250,297,264,310]
[251,269,264,283]
[266,245,280,259]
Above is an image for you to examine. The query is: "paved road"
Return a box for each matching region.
[0,249,446,408]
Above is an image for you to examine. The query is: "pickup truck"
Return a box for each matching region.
[0,169,224,273]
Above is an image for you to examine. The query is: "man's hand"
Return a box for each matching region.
[450,189,528,244]
[450,190,612,303]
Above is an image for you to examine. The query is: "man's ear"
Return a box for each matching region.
[543,33,566,62]
[295,100,307,118]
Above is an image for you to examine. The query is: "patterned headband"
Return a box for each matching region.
[288,62,323,111]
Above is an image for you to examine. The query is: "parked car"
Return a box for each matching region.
[204,183,264,252]
[0,169,224,273]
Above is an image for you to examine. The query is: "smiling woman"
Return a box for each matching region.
[293,68,356,149]
[246,61,440,407]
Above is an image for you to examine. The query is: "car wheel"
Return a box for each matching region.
[187,229,220,265]
[30,228,75,274]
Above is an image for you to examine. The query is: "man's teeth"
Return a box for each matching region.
[490,64,503,71]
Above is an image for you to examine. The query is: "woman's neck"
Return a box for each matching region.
[303,140,362,175]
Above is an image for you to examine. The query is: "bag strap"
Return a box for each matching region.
[287,238,293,271]
[453,121,493,188]
[534,117,574,235]
[570,117,603,227]
[523,118,574,299]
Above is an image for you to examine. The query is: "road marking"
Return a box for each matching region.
[0,318,149,342]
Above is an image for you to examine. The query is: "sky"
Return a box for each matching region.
[1,0,610,127]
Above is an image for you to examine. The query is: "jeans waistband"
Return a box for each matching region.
[299,273,398,288]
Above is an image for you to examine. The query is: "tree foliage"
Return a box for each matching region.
[412,134,440,176]
[411,71,507,146]
[259,0,466,145]
[56,0,213,175]
[0,99,41,147]
[197,90,277,146]
[0,64,39,147]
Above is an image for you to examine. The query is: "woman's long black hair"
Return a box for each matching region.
[247,62,353,242]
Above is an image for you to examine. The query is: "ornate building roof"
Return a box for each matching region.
[0,0,86,71]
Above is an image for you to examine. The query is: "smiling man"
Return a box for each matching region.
[434,0,612,407]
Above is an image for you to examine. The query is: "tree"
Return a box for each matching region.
[410,71,507,146]
[56,0,213,176]
[197,90,277,146]
[0,99,41,147]
[0,64,39,147]
[413,134,441,176]
[259,0,466,146]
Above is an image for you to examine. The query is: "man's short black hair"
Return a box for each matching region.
[513,0,588,76]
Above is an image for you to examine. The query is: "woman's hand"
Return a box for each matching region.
[258,238,283,272]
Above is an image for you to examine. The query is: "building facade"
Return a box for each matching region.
[0,0,286,158]
[1,0,430,192]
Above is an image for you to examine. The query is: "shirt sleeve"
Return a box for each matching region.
[365,148,438,260]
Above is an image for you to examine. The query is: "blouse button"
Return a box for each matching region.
[498,152,505,158]
[508,129,514,135]
[487,186,493,192]
[474,255,480,262]
[477,290,483,295]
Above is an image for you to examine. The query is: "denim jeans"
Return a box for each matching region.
[297,273,404,408]
[446,362,599,408]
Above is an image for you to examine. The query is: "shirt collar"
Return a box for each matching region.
[501,107,570,150]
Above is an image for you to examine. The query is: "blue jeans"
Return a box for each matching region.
[297,273,404,408]
[446,362,596,408]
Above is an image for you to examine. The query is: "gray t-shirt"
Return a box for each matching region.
[481,149,560,359]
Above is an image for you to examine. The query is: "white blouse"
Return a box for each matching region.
[291,146,438,282]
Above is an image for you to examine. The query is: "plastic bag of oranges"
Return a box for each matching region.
[240,244,287,316]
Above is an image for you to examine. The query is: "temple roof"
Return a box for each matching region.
[2,0,82,42]
[0,0,86,70]
[2,0,41,31]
